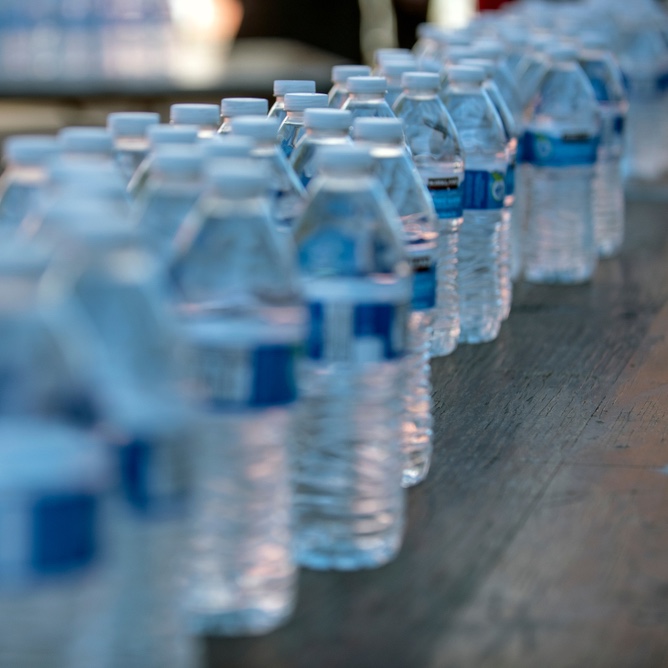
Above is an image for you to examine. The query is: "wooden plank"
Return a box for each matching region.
[206,198,668,667]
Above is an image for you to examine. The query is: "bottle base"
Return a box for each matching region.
[430,331,458,358]
[401,461,430,488]
[186,600,295,637]
[458,322,501,345]
[524,266,594,285]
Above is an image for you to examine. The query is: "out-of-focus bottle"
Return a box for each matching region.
[523,44,601,284]
[218,98,269,135]
[290,108,353,188]
[342,76,396,120]
[328,64,372,109]
[269,80,317,123]
[393,71,464,357]
[441,65,508,344]
[352,117,437,487]
[170,104,221,139]
[292,145,410,570]
[377,58,418,107]
[278,93,329,158]
[170,162,303,636]
[106,112,161,184]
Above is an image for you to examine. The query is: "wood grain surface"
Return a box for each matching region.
[206,194,668,668]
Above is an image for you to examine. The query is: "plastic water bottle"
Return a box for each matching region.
[170,104,221,139]
[352,118,437,487]
[278,93,329,158]
[328,64,372,109]
[128,124,199,199]
[230,116,307,233]
[441,65,507,344]
[578,34,628,258]
[58,127,117,166]
[292,145,410,570]
[377,58,418,107]
[373,48,414,73]
[341,76,396,120]
[290,108,353,188]
[135,146,203,259]
[106,112,161,184]
[393,72,464,357]
[269,80,317,123]
[170,162,302,635]
[0,135,58,229]
[218,97,269,135]
[523,44,601,284]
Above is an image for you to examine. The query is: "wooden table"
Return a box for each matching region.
[206,189,668,667]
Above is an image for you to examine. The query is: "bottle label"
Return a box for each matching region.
[587,75,611,103]
[462,170,506,210]
[505,162,516,197]
[306,301,407,362]
[191,343,298,410]
[613,114,625,137]
[656,71,668,93]
[523,131,599,167]
[427,176,464,220]
[409,252,437,311]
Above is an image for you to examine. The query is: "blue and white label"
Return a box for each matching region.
[428,176,464,220]
[307,301,407,362]
[462,170,506,210]
[505,162,516,198]
[613,114,625,137]
[192,343,298,411]
[409,252,437,311]
[523,131,599,168]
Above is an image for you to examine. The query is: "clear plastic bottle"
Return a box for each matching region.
[0,135,58,229]
[578,34,628,258]
[341,76,396,120]
[134,146,203,259]
[106,112,161,184]
[218,97,269,135]
[277,93,329,158]
[269,80,317,123]
[441,65,508,344]
[292,145,411,570]
[57,127,118,167]
[290,108,353,188]
[373,48,414,73]
[170,162,303,635]
[377,58,418,107]
[128,124,199,199]
[523,44,601,284]
[352,118,437,487]
[170,103,221,139]
[230,116,307,233]
[393,71,464,357]
[328,64,372,109]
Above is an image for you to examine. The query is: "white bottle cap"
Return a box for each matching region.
[3,135,59,165]
[58,127,114,155]
[331,64,372,84]
[401,71,440,91]
[283,93,329,112]
[447,46,479,63]
[546,44,578,62]
[471,40,506,59]
[230,116,280,141]
[416,23,444,41]
[381,58,419,79]
[417,58,442,74]
[151,146,203,177]
[316,145,375,174]
[460,58,494,78]
[353,117,405,143]
[445,65,487,84]
[346,76,388,94]
[206,161,271,198]
[273,80,316,96]
[374,48,413,66]
[201,136,255,159]
[148,124,199,147]
[304,108,352,131]
[170,104,220,127]
[106,112,161,138]
[220,97,269,118]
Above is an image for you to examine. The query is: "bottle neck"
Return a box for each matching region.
[285,110,305,122]
[348,92,387,103]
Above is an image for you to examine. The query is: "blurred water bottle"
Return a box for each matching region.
[393,72,464,357]
[617,21,668,180]
[413,23,447,62]
[230,116,307,233]
[578,34,628,258]
[378,58,418,107]
[442,65,507,344]
[292,145,410,570]
[269,80,317,123]
[0,135,58,229]
[58,127,118,166]
[353,118,437,487]
[341,76,395,120]
[128,124,199,199]
[106,112,161,184]
[328,64,372,109]
[218,98,269,135]
[523,44,600,284]
[290,108,353,188]
[278,93,329,158]
[373,48,414,74]
[170,104,221,139]
[170,162,303,635]
[135,146,203,259]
